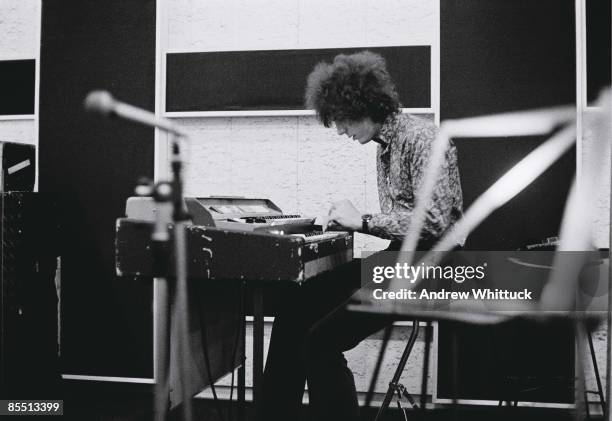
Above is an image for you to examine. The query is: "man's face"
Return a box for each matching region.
[334,118,380,145]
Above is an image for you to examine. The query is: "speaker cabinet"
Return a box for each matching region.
[0,193,61,398]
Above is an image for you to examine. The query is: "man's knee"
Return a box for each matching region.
[306,322,361,364]
[304,336,348,379]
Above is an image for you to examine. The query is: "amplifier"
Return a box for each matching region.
[0,142,35,192]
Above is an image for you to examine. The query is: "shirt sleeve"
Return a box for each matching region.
[368,124,460,242]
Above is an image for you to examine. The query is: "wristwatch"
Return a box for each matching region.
[361,214,373,234]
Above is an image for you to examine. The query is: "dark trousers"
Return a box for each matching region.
[262,258,392,420]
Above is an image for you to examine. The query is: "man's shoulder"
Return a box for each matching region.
[394,113,437,146]
[380,113,437,148]
[398,113,436,131]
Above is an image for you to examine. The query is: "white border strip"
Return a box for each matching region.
[0,115,35,121]
[165,43,437,55]
[0,54,36,61]
[433,0,441,126]
[34,0,41,192]
[62,374,155,384]
[164,108,434,119]
[245,315,427,327]
[576,0,584,193]
[155,0,169,182]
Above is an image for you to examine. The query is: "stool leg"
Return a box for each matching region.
[366,326,393,409]
[375,321,421,421]
[420,321,433,414]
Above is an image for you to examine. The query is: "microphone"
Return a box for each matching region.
[84,90,186,137]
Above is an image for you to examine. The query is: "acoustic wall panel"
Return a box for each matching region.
[166,46,431,112]
[437,0,576,404]
[455,136,575,251]
[40,0,156,378]
[586,0,612,104]
[440,0,576,251]
[0,60,35,115]
[441,0,575,119]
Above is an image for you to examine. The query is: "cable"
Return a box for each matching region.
[229,367,236,421]
[228,282,245,421]
[396,395,407,421]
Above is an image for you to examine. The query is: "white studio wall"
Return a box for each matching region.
[159,0,440,254]
[576,0,611,249]
[582,111,611,249]
[0,0,40,147]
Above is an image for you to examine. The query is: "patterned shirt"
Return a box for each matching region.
[369,113,463,244]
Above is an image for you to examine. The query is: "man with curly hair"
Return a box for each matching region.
[263,51,463,420]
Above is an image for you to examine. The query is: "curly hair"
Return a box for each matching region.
[304,51,400,127]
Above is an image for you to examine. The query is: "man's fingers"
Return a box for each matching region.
[327,219,341,230]
[315,215,329,231]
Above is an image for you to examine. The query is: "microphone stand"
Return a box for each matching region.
[168,134,193,421]
[146,133,192,421]
[85,91,194,421]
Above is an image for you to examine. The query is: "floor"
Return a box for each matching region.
[50,379,591,421]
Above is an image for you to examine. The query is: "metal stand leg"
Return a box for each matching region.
[253,288,265,421]
[237,283,246,421]
[154,278,169,421]
[420,321,432,415]
[237,363,246,421]
[366,326,393,409]
[174,221,193,421]
[375,320,421,421]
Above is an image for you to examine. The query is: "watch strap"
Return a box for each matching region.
[361,214,372,233]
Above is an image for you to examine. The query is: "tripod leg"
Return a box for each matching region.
[587,329,606,414]
[400,385,419,409]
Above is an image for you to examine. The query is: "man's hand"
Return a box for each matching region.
[327,199,362,231]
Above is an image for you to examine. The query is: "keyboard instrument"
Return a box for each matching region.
[116,197,353,283]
